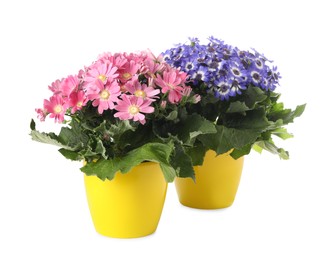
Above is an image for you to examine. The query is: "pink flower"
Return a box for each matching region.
[98,52,127,69]
[118,59,140,83]
[48,79,62,94]
[141,52,166,75]
[160,100,167,109]
[84,62,118,91]
[87,80,120,114]
[125,80,160,101]
[43,95,68,123]
[155,68,187,103]
[182,86,193,97]
[193,94,201,104]
[69,90,87,114]
[61,75,80,97]
[114,95,154,124]
[35,108,48,121]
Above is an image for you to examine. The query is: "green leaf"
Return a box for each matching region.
[80,142,177,182]
[224,108,270,130]
[178,114,217,144]
[81,158,121,180]
[199,125,261,155]
[230,144,251,159]
[226,101,250,114]
[271,128,294,140]
[254,140,289,159]
[107,120,136,140]
[30,119,36,130]
[268,103,306,125]
[118,123,154,152]
[57,119,89,149]
[185,141,208,166]
[59,148,82,160]
[293,104,306,118]
[30,129,73,150]
[253,143,263,154]
[95,139,107,159]
[244,86,268,108]
[170,144,195,180]
[165,110,178,121]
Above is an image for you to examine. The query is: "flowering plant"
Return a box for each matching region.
[30,50,210,181]
[162,37,305,161]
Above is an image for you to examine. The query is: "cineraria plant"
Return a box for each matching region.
[162,37,305,161]
[30,50,214,181]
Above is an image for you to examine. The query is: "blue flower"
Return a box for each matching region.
[183,61,196,72]
[249,70,263,85]
[229,62,246,78]
[193,65,210,82]
[161,36,281,101]
[253,58,265,70]
[214,81,233,101]
[230,78,247,95]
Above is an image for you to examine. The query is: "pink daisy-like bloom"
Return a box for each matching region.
[98,52,128,70]
[48,79,62,94]
[61,75,80,97]
[43,95,68,123]
[118,59,140,83]
[84,62,118,91]
[141,52,166,75]
[69,90,87,114]
[124,51,147,64]
[125,80,160,101]
[35,108,48,121]
[87,80,121,114]
[114,95,154,125]
[155,67,187,103]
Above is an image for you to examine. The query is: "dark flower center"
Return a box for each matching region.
[196,73,203,80]
[219,84,229,92]
[209,61,219,69]
[232,68,240,75]
[219,69,227,77]
[232,80,239,88]
[253,72,260,81]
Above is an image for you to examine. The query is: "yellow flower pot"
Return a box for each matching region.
[84,162,167,238]
[175,150,244,209]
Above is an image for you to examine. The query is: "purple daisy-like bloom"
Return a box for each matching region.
[214,81,233,101]
[254,58,265,70]
[193,65,209,82]
[250,70,263,85]
[229,62,246,78]
[161,36,281,100]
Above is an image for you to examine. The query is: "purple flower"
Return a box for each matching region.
[193,65,210,82]
[161,36,280,100]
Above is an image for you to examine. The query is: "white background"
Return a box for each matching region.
[1,0,324,259]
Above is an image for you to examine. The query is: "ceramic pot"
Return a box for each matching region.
[175,150,244,209]
[84,162,167,238]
